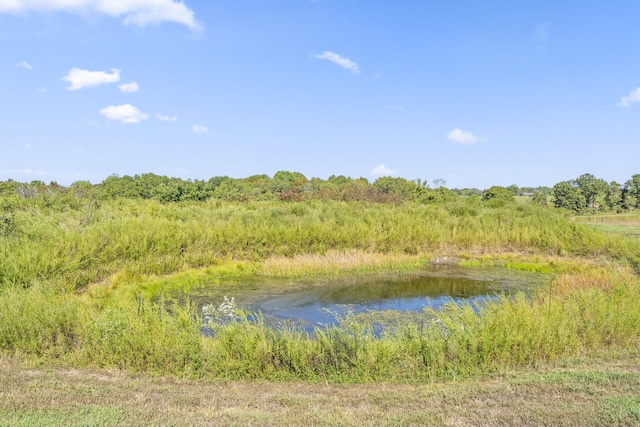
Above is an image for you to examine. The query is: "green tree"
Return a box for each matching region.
[271,171,307,193]
[574,173,608,210]
[420,186,457,204]
[506,184,519,196]
[372,177,418,200]
[604,181,623,213]
[531,191,548,206]
[482,186,515,205]
[624,174,640,209]
[213,179,250,201]
[553,181,586,212]
[0,180,18,197]
[100,175,136,199]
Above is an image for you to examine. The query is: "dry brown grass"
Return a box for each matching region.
[2,350,639,426]
[259,250,427,278]
[553,267,635,296]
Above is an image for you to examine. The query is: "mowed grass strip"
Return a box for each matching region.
[1,350,639,426]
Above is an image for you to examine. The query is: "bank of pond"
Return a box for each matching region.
[0,259,639,383]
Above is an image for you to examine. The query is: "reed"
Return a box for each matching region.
[0,284,86,358]
[1,196,640,382]
[259,250,427,278]
[1,267,638,382]
[2,199,638,292]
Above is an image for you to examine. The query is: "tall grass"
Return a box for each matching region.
[1,267,638,381]
[259,250,427,278]
[0,284,85,358]
[80,296,204,376]
[1,196,639,381]
[199,268,640,382]
[2,198,638,291]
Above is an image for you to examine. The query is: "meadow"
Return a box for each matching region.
[576,213,640,241]
[1,189,639,424]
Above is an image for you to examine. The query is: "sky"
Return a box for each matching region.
[1,0,640,189]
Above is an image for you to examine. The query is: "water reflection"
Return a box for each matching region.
[254,275,500,325]
[190,267,545,331]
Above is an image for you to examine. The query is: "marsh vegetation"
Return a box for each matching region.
[1,173,640,423]
[0,175,638,377]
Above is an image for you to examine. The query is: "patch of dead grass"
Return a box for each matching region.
[259,250,426,278]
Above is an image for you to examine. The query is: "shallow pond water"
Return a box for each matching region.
[183,266,549,331]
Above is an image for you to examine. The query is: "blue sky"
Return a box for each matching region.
[2,0,639,189]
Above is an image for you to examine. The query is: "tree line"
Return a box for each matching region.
[0,171,637,214]
[551,173,640,213]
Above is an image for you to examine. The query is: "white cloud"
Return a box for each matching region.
[384,105,404,111]
[446,129,484,145]
[16,60,32,69]
[370,164,395,177]
[99,104,149,124]
[62,67,120,90]
[118,82,139,93]
[157,113,177,122]
[313,51,360,74]
[191,125,208,135]
[0,0,200,31]
[37,87,46,93]
[618,88,640,107]
[24,144,32,149]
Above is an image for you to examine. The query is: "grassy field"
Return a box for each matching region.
[1,195,640,424]
[576,214,640,241]
[1,349,638,426]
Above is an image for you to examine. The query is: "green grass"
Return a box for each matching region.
[575,213,640,241]
[1,196,640,384]
[575,213,640,225]
[2,198,638,292]
[2,265,638,383]
[2,349,639,426]
[587,224,640,241]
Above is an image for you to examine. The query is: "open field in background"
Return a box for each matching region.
[576,214,640,241]
[1,349,639,426]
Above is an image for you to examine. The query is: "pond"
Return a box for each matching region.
[182,266,549,332]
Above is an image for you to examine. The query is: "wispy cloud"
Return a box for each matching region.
[384,105,404,111]
[16,60,32,69]
[82,118,101,127]
[62,67,120,91]
[313,51,360,74]
[118,82,139,93]
[100,104,149,124]
[370,164,395,177]
[192,125,208,135]
[446,129,485,145]
[535,22,551,42]
[7,168,45,176]
[157,113,177,122]
[0,0,201,31]
[618,88,640,107]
